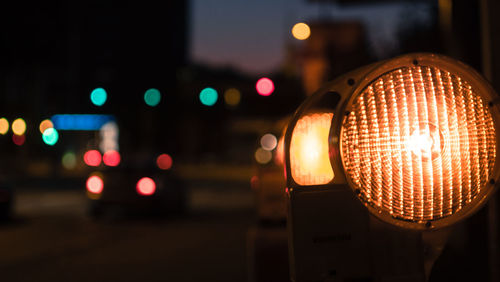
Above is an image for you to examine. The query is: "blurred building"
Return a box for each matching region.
[295,21,372,95]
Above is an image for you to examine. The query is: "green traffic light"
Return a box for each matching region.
[200,87,218,106]
[42,128,59,146]
[90,88,107,106]
[144,88,161,107]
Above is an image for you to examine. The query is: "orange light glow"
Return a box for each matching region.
[291,22,311,40]
[341,66,496,222]
[12,118,26,136]
[255,148,273,164]
[274,136,285,166]
[137,177,156,196]
[86,175,103,194]
[39,119,54,134]
[290,113,334,185]
[0,118,9,135]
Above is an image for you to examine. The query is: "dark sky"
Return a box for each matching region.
[190,0,432,75]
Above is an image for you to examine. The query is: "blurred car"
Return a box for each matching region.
[85,151,186,218]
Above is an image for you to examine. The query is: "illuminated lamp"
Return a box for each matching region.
[0,118,9,135]
[283,53,500,281]
[136,177,156,196]
[84,150,102,167]
[291,22,311,40]
[39,119,54,134]
[200,87,218,106]
[103,150,121,167]
[42,128,59,146]
[86,175,104,194]
[12,134,25,146]
[12,118,26,135]
[256,78,274,96]
[157,154,173,170]
[90,88,107,106]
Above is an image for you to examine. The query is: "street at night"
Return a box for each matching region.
[0,182,254,282]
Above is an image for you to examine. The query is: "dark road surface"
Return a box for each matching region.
[0,186,256,282]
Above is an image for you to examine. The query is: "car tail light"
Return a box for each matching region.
[289,113,334,185]
[103,150,121,166]
[84,150,102,167]
[86,175,104,194]
[136,177,156,196]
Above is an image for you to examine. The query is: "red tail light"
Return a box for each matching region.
[86,175,104,194]
[136,177,156,196]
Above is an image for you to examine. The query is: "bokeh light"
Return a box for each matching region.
[12,134,25,146]
[90,88,107,106]
[39,119,54,134]
[12,118,26,135]
[292,22,311,40]
[62,151,77,170]
[0,118,8,135]
[103,150,121,167]
[86,175,104,194]
[42,128,59,146]
[144,88,161,107]
[224,88,241,107]
[199,87,218,106]
[136,177,156,196]
[256,78,274,96]
[157,153,173,170]
[255,147,272,164]
[260,133,278,151]
[84,150,102,167]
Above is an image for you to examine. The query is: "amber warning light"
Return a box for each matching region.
[284,53,500,281]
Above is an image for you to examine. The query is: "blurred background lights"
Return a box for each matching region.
[90,88,107,106]
[86,175,104,194]
[12,134,25,146]
[51,114,115,131]
[256,78,274,96]
[84,150,102,167]
[136,177,156,196]
[39,119,54,134]
[0,118,8,135]
[255,147,272,164]
[291,22,311,40]
[199,87,218,106]
[144,88,161,107]
[62,151,77,170]
[103,150,121,167]
[224,88,241,107]
[99,121,119,153]
[157,153,173,170]
[260,133,278,151]
[42,128,59,146]
[12,118,26,135]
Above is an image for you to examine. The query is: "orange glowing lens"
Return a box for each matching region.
[341,66,496,223]
[290,113,334,185]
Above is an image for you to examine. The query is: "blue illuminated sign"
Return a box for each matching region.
[51,114,115,131]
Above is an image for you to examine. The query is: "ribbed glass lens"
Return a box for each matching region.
[291,113,334,185]
[341,66,496,222]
